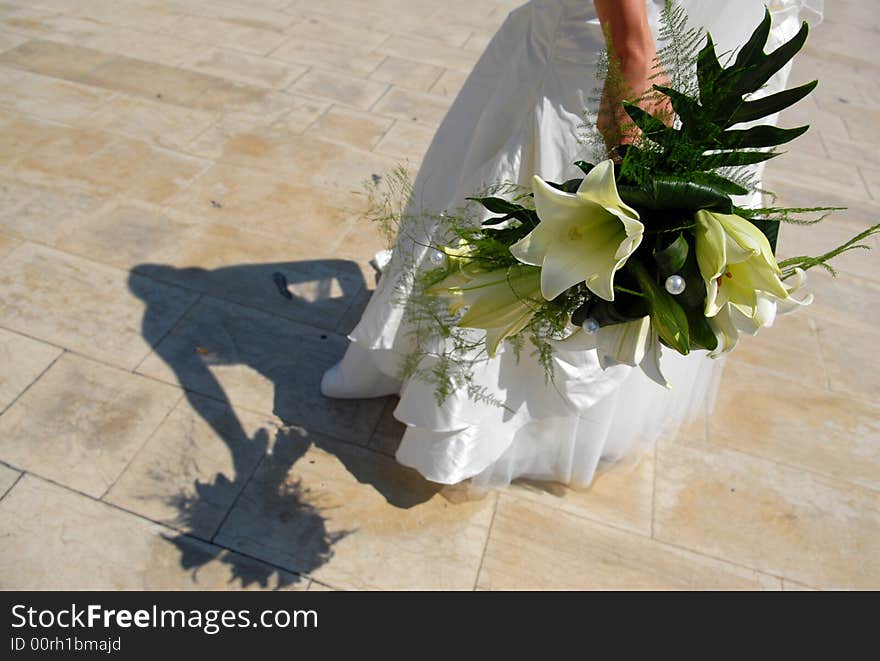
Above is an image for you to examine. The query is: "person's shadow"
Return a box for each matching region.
[128,258,439,590]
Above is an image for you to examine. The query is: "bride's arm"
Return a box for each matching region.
[594,0,671,149]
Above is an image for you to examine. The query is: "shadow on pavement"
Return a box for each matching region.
[129,258,434,589]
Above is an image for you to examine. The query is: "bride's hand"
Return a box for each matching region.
[594,0,674,154]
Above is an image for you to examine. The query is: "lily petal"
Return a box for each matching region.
[539,210,629,300]
[695,210,727,281]
[639,328,669,388]
[577,159,639,220]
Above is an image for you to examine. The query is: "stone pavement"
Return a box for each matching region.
[0,0,877,590]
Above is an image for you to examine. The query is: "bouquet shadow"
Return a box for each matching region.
[129,258,435,590]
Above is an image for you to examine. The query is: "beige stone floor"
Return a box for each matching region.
[0,0,877,591]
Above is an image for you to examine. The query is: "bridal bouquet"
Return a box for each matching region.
[378,6,878,401]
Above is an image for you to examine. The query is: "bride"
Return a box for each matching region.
[321,0,824,489]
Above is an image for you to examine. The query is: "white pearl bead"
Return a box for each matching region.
[428,249,446,265]
[581,318,600,334]
[665,275,686,295]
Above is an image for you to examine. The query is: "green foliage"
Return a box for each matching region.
[779,223,880,278]
[619,5,815,226]
[628,259,690,354]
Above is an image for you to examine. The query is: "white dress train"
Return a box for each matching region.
[321,0,823,488]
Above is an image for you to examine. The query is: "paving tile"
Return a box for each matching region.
[708,359,880,491]
[307,580,336,590]
[477,495,781,590]
[0,112,110,166]
[0,30,28,53]
[824,135,880,171]
[0,474,304,589]
[0,231,19,259]
[76,93,217,151]
[136,296,385,445]
[0,327,61,412]
[169,162,361,244]
[367,395,405,457]
[507,446,656,537]
[290,69,388,111]
[309,106,392,151]
[0,462,19,499]
[270,36,385,76]
[162,14,287,55]
[182,46,309,89]
[803,270,880,332]
[0,182,107,244]
[373,118,435,163]
[654,441,880,590]
[0,242,198,369]
[463,29,494,54]
[335,216,393,268]
[768,151,873,204]
[270,96,333,132]
[778,93,849,140]
[404,20,475,49]
[774,212,880,283]
[731,311,826,386]
[0,352,181,497]
[167,0,294,32]
[81,24,205,66]
[57,201,201,270]
[369,56,444,93]
[859,166,880,202]
[371,86,449,125]
[765,177,880,232]
[783,580,818,591]
[0,38,116,80]
[76,137,210,204]
[63,0,182,34]
[215,430,496,589]
[376,34,478,72]
[184,96,329,159]
[106,394,276,539]
[286,13,390,51]
[203,126,398,192]
[814,315,880,400]
[429,67,469,99]
[14,122,116,182]
[0,68,113,123]
[77,51,271,112]
[0,176,39,210]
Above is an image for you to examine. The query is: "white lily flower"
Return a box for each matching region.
[510,160,643,302]
[708,267,813,356]
[694,210,789,318]
[428,265,543,357]
[562,316,669,387]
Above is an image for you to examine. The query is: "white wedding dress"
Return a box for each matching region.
[322,0,824,488]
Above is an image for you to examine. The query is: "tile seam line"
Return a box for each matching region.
[0,470,24,504]
[98,388,187,502]
[131,291,205,374]
[671,432,880,496]
[8,470,310,588]
[0,347,64,419]
[472,493,499,590]
[510,493,790,589]
[209,451,267,545]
